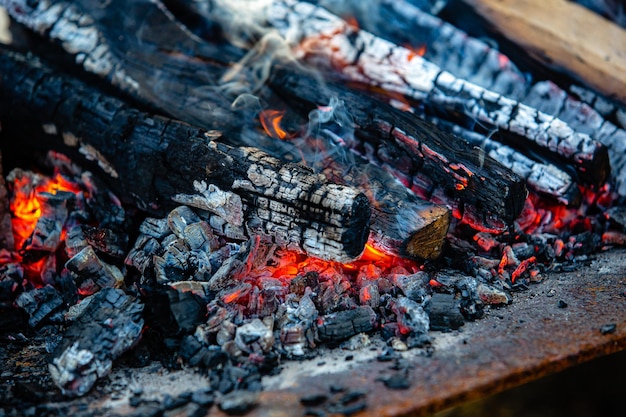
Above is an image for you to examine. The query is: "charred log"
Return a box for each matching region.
[269,65,527,229]
[0,47,370,263]
[254,0,610,187]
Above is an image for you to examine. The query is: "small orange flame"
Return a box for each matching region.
[407,44,427,61]
[259,110,288,140]
[345,16,360,30]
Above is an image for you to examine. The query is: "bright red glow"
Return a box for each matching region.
[10,172,83,249]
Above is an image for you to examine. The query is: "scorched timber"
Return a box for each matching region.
[269,65,527,228]
[250,0,610,187]
[0,48,371,263]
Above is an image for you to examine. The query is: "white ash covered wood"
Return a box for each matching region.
[254,0,609,187]
[0,48,371,263]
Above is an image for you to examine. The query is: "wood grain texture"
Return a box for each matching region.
[460,0,626,104]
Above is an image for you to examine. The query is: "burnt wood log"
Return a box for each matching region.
[312,0,529,99]
[251,0,610,187]
[48,288,144,396]
[268,66,527,230]
[309,0,626,199]
[427,118,581,205]
[0,48,370,263]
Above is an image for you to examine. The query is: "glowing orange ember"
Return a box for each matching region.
[259,109,288,140]
[10,173,83,250]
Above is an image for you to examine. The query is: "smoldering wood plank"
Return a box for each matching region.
[0,47,371,263]
[269,65,527,229]
[460,0,626,105]
[253,0,610,187]
[312,0,529,100]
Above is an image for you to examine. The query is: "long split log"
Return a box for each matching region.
[0,47,371,263]
[244,0,610,187]
[268,65,527,229]
[312,0,529,99]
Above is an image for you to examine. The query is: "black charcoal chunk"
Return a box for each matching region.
[557,300,568,308]
[48,288,144,397]
[425,293,465,331]
[600,323,617,334]
[300,393,328,406]
[218,390,259,414]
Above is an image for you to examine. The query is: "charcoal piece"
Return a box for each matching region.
[139,217,171,240]
[153,238,192,284]
[476,283,510,305]
[289,272,320,296]
[279,322,309,356]
[49,288,144,397]
[425,293,465,331]
[15,285,64,328]
[316,306,377,342]
[393,272,430,302]
[300,393,328,406]
[235,319,274,354]
[168,290,206,335]
[125,234,162,276]
[392,297,430,337]
[218,390,259,414]
[359,284,380,308]
[65,246,124,295]
[21,191,73,256]
[167,206,201,238]
[557,300,568,309]
[378,371,411,390]
[184,221,219,252]
[143,285,205,336]
[65,225,88,258]
[600,323,617,335]
[82,225,127,258]
[0,262,23,305]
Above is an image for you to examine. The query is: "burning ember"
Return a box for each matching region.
[1,0,626,415]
